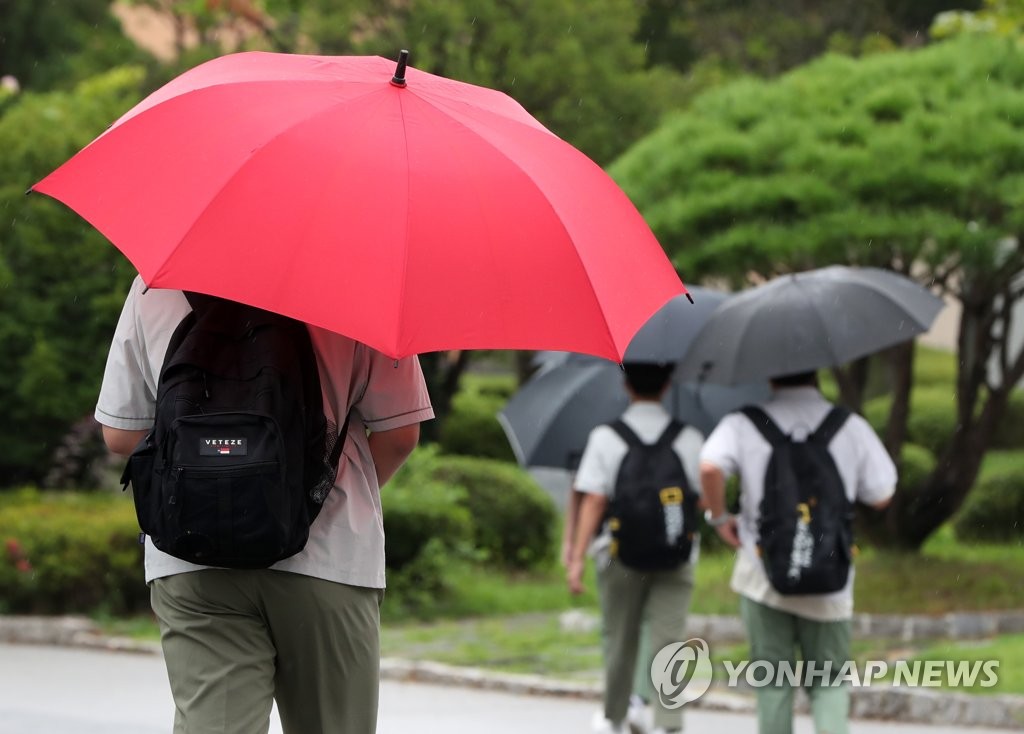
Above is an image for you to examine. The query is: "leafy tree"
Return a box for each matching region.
[0,68,145,484]
[138,0,685,166]
[610,35,1024,548]
[0,0,153,90]
[932,0,1024,38]
[635,0,981,78]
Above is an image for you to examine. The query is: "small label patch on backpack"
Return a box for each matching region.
[199,438,248,456]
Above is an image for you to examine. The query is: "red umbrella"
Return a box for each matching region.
[32,51,685,360]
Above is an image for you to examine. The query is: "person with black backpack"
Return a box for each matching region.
[699,371,896,734]
[567,363,704,734]
[95,277,434,734]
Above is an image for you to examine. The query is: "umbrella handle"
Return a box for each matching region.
[391,50,409,88]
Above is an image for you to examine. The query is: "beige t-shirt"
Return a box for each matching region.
[700,386,896,621]
[95,277,434,588]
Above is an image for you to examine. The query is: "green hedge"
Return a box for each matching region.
[0,489,147,615]
[896,442,937,495]
[864,388,958,456]
[430,454,557,570]
[954,463,1024,543]
[381,446,557,617]
[991,391,1024,450]
[438,374,517,462]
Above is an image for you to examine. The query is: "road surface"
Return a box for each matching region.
[0,644,1011,733]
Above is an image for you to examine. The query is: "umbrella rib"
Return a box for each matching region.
[394,90,413,357]
[407,94,619,357]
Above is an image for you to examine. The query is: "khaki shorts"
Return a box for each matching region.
[151,569,382,734]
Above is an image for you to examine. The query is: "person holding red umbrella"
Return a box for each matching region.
[96,277,433,734]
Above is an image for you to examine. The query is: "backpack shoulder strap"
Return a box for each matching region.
[740,406,788,446]
[654,419,686,451]
[810,406,851,446]
[328,411,352,468]
[609,419,643,448]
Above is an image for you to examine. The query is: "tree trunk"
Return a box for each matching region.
[882,340,915,460]
[831,355,870,413]
[418,350,472,442]
[887,391,1007,548]
[877,277,1024,549]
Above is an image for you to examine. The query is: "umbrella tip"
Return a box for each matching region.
[391,49,409,87]
[685,292,694,304]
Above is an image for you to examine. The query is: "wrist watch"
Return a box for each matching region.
[704,509,731,527]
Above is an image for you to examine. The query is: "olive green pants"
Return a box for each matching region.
[598,559,694,731]
[740,596,851,734]
[151,570,382,734]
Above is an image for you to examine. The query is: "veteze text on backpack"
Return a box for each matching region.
[122,293,349,569]
[606,420,699,571]
[742,406,853,595]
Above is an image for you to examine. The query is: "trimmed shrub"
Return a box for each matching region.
[382,476,474,571]
[438,373,518,461]
[0,488,147,615]
[381,448,477,618]
[863,388,958,456]
[430,454,557,570]
[954,464,1024,543]
[896,442,936,495]
[992,390,1024,450]
[856,442,935,547]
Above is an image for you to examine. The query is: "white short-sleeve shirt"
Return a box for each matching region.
[575,400,705,564]
[95,277,434,588]
[700,386,896,621]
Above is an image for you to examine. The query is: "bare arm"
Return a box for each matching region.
[869,496,893,511]
[560,488,585,567]
[566,492,608,595]
[368,423,420,487]
[700,460,741,549]
[102,426,149,457]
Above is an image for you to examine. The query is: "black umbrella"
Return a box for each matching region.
[676,266,945,385]
[499,356,769,470]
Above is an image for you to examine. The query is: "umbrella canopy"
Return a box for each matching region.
[498,357,769,470]
[676,266,945,385]
[550,286,727,366]
[32,51,684,361]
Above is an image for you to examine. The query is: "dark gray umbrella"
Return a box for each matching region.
[676,266,945,385]
[539,287,728,369]
[498,359,769,470]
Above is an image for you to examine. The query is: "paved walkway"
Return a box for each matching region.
[0,643,1012,734]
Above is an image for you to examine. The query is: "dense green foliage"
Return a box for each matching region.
[0,0,153,90]
[382,446,556,616]
[612,35,1024,282]
[864,390,959,456]
[0,489,147,615]
[387,446,555,571]
[0,69,145,484]
[430,455,557,570]
[438,374,517,462]
[612,34,1024,545]
[954,465,1024,542]
[231,0,687,165]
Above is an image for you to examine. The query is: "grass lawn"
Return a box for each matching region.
[371,523,1023,690]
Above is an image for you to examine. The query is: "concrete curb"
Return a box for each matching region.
[561,610,1024,645]
[3,615,1022,729]
[683,610,1024,645]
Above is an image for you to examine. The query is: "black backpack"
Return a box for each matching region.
[742,406,853,595]
[606,420,699,571]
[122,293,349,569]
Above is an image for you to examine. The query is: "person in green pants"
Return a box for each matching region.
[567,363,704,734]
[699,371,896,734]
